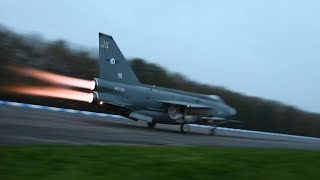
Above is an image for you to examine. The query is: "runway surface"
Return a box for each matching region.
[1,104,320,150]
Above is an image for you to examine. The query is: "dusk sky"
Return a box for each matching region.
[0,0,319,113]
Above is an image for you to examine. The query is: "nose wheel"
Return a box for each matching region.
[180,123,190,133]
[147,122,156,128]
[209,126,217,136]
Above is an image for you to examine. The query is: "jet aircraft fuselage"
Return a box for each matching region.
[92,33,237,134]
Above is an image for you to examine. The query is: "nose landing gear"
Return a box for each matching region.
[209,126,217,136]
[147,122,156,128]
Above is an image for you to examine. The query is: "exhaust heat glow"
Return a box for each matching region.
[10,66,96,90]
[4,86,94,103]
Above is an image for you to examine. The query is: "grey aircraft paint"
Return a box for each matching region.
[93,33,236,134]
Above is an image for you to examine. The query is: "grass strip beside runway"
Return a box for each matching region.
[1,145,319,179]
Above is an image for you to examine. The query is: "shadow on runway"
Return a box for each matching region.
[81,119,210,137]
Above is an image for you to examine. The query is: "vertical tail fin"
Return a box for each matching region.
[98,33,140,85]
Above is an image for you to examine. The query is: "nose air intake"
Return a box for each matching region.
[230,107,237,115]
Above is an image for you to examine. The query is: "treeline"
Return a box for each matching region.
[1,25,320,137]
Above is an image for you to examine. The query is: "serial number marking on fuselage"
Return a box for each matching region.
[114,87,125,92]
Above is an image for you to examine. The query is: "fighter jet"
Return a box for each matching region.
[92,33,237,135]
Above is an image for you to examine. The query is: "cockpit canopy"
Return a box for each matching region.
[207,95,225,103]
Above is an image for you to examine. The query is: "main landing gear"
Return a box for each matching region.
[180,123,190,133]
[147,121,156,128]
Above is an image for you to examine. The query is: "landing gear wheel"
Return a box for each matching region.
[209,127,217,136]
[147,122,156,128]
[180,123,190,133]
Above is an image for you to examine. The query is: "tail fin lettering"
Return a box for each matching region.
[98,33,140,85]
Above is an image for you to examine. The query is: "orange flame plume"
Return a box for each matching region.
[10,66,96,90]
[4,86,94,103]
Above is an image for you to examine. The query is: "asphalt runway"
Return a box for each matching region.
[1,105,320,150]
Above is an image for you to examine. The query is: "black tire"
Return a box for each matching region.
[180,123,190,133]
[147,122,156,128]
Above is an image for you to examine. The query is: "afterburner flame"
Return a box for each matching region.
[10,66,96,90]
[4,86,94,103]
